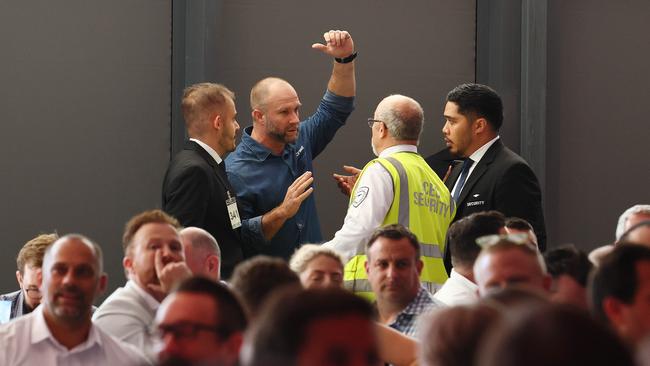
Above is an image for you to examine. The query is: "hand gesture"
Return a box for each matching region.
[311,30,355,58]
[332,165,361,197]
[147,249,192,296]
[279,171,314,218]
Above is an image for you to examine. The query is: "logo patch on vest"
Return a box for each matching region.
[352,187,369,207]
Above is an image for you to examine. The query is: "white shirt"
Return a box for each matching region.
[190,138,223,165]
[451,135,500,196]
[0,306,149,366]
[323,145,417,262]
[433,269,478,306]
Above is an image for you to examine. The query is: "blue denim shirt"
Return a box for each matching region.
[226,90,354,259]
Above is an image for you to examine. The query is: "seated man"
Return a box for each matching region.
[241,288,381,366]
[180,226,221,281]
[93,209,191,361]
[590,243,650,348]
[473,238,551,297]
[589,204,650,265]
[0,235,147,365]
[154,276,247,365]
[365,224,443,336]
[434,211,505,306]
[544,244,592,310]
[0,233,58,323]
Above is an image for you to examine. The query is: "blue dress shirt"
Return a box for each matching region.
[226,90,355,259]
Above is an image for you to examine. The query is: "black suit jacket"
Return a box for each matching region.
[446,139,547,251]
[162,141,244,278]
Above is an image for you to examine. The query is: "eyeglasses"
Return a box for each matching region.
[153,321,224,341]
[475,233,535,249]
[367,118,384,128]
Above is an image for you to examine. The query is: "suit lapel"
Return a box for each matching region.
[185,141,234,191]
[457,139,503,205]
[444,160,464,191]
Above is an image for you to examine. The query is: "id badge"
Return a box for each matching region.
[226,191,241,229]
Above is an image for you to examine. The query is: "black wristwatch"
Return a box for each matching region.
[335,52,358,64]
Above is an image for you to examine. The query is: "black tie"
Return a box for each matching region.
[452,158,473,203]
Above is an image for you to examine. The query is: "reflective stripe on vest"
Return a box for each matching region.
[344,152,454,299]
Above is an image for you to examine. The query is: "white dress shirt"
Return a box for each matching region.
[433,269,478,306]
[190,138,223,164]
[450,135,500,196]
[0,305,149,366]
[92,281,159,362]
[323,145,417,262]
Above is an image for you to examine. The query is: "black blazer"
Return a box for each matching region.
[162,141,244,278]
[446,139,547,251]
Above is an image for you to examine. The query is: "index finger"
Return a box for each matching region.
[154,249,165,277]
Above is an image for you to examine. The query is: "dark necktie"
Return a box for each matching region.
[452,158,473,203]
[218,160,226,172]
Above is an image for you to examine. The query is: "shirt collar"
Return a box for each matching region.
[399,286,434,316]
[31,305,103,351]
[468,135,500,164]
[127,280,160,312]
[379,144,418,158]
[189,138,223,165]
[450,269,478,290]
[241,126,299,161]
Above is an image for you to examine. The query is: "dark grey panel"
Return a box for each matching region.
[191,0,476,239]
[0,1,171,297]
[546,1,650,250]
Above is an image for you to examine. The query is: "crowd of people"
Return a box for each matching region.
[1,29,649,366]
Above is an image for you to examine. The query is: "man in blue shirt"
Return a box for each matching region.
[226,30,356,259]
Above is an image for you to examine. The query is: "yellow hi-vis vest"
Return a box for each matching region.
[343,151,456,301]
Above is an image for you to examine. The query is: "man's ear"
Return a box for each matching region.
[122,256,133,275]
[16,270,23,287]
[416,259,424,276]
[252,109,264,124]
[224,332,244,364]
[206,254,220,279]
[542,274,553,293]
[364,258,371,276]
[212,113,223,130]
[473,117,488,134]
[97,273,108,296]
[603,297,627,332]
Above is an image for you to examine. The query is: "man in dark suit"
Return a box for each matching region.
[441,83,546,255]
[162,83,243,279]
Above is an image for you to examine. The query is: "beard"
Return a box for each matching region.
[264,117,299,144]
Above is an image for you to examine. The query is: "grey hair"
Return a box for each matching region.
[376,94,424,141]
[615,204,650,240]
[289,244,344,274]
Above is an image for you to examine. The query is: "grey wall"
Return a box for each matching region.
[178,0,477,240]
[546,1,650,249]
[0,1,172,297]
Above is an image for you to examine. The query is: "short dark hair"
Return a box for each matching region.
[589,243,650,324]
[242,288,375,366]
[544,244,592,287]
[448,211,505,267]
[446,83,503,131]
[175,277,247,338]
[229,256,301,318]
[366,224,420,260]
[505,217,534,232]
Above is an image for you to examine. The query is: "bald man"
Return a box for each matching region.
[324,95,454,297]
[0,235,147,365]
[180,227,221,281]
[226,30,356,260]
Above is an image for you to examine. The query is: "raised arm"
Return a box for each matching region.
[312,30,356,97]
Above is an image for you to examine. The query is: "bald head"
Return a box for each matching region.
[179,227,221,281]
[250,77,296,111]
[374,94,424,141]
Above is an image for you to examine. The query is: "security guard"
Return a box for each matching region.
[323,94,455,300]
